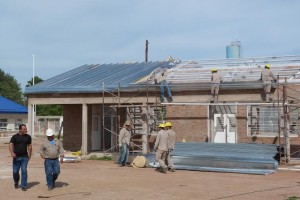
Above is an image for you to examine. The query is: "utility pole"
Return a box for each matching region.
[283,77,290,163]
[32,54,35,137]
[145,40,149,62]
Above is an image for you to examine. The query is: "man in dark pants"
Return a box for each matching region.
[39,128,64,190]
[9,124,32,191]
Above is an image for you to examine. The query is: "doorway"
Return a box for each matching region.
[209,105,237,143]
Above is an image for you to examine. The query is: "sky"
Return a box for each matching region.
[1,0,300,90]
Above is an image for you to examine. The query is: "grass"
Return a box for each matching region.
[287,196,300,200]
[87,155,112,161]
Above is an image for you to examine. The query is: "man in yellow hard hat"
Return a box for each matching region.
[165,122,176,172]
[211,68,222,102]
[154,123,168,173]
[261,64,277,102]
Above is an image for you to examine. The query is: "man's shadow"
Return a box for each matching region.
[54,182,69,188]
[27,181,40,189]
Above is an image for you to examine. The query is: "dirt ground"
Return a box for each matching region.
[1,137,300,200]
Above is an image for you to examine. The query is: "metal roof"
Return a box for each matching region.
[25,55,300,94]
[25,61,171,94]
[0,96,28,114]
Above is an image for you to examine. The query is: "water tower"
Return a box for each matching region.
[226,40,242,58]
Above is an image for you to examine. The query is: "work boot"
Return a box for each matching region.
[159,167,167,174]
[169,168,175,172]
[167,97,173,102]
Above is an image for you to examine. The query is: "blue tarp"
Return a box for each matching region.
[0,96,28,114]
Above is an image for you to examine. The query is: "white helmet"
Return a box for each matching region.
[46,128,54,136]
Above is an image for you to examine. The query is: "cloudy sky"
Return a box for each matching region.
[1,0,300,90]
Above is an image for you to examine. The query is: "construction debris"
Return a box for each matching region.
[63,150,82,163]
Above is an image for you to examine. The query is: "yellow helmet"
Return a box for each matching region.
[165,122,172,127]
[158,123,165,128]
[265,63,270,69]
[211,68,217,72]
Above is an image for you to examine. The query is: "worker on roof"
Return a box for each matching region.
[154,123,169,173]
[261,63,277,103]
[211,68,222,103]
[165,122,176,172]
[154,69,173,103]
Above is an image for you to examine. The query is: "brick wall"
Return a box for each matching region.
[167,105,208,142]
[63,104,82,151]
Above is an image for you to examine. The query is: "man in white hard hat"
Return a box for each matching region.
[39,128,64,191]
[261,64,277,102]
[117,121,132,167]
[165,122,176,172]
[154,123,169,173]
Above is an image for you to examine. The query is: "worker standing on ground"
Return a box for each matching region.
[211,68,222,103]
[261,64,277,102]
[117,121,132,167]
[39,128,64,191]
[9,124,32,191]
[165,122,176,172]
[154,123,169,173]
[154,69,173,103]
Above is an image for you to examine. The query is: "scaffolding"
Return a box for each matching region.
[96,56,300,163]
[100,82,167,155]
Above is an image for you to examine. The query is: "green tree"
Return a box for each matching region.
[26,76,63,116]
[0,68,24,105]
[26,76,44,87]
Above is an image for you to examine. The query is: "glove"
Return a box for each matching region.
[119,144,122,148]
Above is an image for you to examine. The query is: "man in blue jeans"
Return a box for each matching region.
[39,128,64,190]
[154,69,173,103]
[9,124,32,191]
[118,121,132,167]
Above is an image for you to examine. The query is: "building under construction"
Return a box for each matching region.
[25,55,300,163]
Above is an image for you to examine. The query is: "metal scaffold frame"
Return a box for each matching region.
[99,74,300,163]
[100,81,166,155]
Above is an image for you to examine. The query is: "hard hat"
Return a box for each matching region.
[165,122,172,127]
[211,68,217,72]
[265,63,270,69]
[46,128,54,136]
[125,121,131,126]
[158,123,165,128]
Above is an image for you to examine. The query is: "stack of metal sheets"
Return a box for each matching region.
[146,142,278,175]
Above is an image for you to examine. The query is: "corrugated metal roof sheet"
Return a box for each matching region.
[25,62,171,94]
[146,142,278,175]
[0,96,28,114]
[24,55,300,94]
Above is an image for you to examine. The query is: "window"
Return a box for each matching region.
[15,119,23,130]
[247,106,298,137]
[0,119,8,130]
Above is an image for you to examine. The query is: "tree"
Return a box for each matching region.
[26,76,63,116]
[26,76,44,87]
[0,68,24,105]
